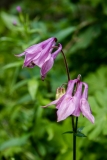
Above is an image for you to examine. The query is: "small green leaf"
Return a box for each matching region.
[3,61,23,69]
[62,131,74,134]
[75,131,86,137]
[77,126,84,132]
[54,27,76,41]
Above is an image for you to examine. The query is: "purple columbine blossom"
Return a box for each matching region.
[15,37,62,80]
[42,79,95,123]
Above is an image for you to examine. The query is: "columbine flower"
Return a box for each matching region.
[15,37,62,80]
[16,6,22,12]
[42,79,95,123]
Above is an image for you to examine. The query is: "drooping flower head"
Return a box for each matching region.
[42,76,95,123]
[15,37,62,80]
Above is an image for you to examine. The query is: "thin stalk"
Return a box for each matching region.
[61,50,70,82]
[73,117,78,160]
[73,132,76,160]
[75,117,78,131]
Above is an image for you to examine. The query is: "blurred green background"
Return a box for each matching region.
[0,0,107,159]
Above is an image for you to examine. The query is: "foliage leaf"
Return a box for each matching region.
[54,26,76,41]
[0,134,30,151]
[3,61,23,69]
[77,127,84,132]
[75,131,86,137]
[27,78,39,100]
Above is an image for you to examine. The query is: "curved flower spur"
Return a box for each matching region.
[15,37,62,80]
[42,78,95,123]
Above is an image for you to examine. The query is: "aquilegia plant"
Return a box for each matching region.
[16,37,95,160]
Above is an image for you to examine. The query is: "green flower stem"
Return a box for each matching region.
[73,132,76,160]
[61,50,78,160]
[61,50,70,82]
[75,117,78,131]
[73,117,78,160]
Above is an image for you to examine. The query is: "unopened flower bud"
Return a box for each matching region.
[16,6,22,13]
[13,20,17,26]
[56,87,65,99]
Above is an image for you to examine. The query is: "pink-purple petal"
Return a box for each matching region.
[80,98,95,123]
[42,99,59,108]
[72,97,81,117]
[52,43,62,59]
[57,95,75,122]
[40,57,54,80]
[66,80,76,95]
[25,37,56,54]
[15,52,25,57]
[25,44,42,54]
[82,83,88,99]
[42,94,65,108]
